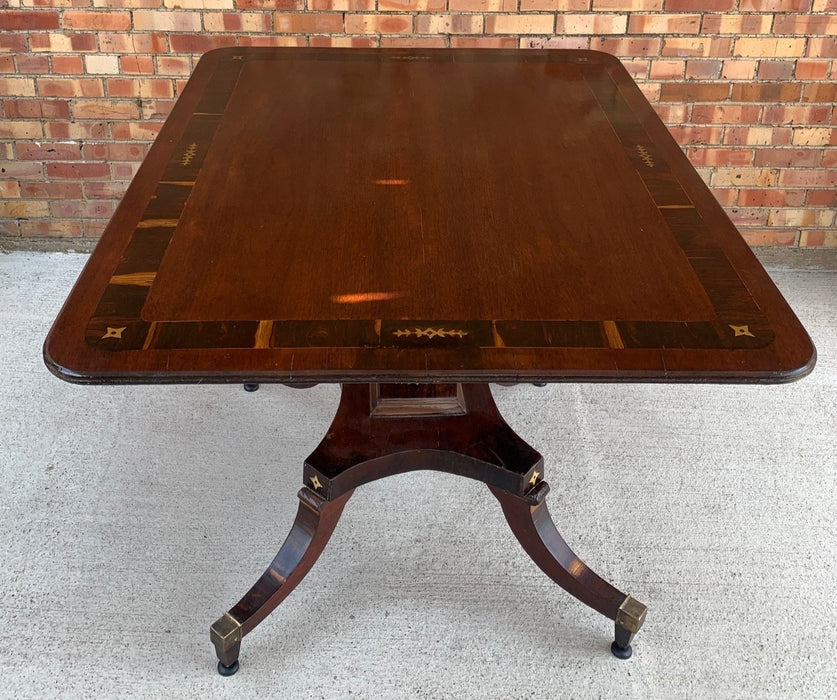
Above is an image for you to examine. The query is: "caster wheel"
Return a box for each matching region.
[610,641,632,659]
[243,383,259,392]
[217,660,240,676]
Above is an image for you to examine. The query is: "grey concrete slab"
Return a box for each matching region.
[0,251,835,699]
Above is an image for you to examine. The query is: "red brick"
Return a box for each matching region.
[63,10,131,30]
[38,78,104,97]
[416,14,485,35]
[157,56,192,75]
[520,0,587,8]
[802,83,837,103]
[524,37,590,50]
[0,35,29,53]
[82,142,148,161]
[778,169,837,187]
[276,12,345,33]
[141,99,176,121]
[592,0,662,8]
[767,208,834,228]
[2,119,47,139]
[685,147,753,167]
[0,11,59,30]
[722,60,757,80]
[4,99,69,119]
[739,229,798,247]
[309,36,379,47]
[84,220,108,238]
[806,190,837,207]
[731,83,802,102]
[52,56,85,74]
[0,200,50,218]
[45,121,109,139]
[99,33,168,53]
[46,162,111,179]
[659,83,729,102]
[758,61,794,81]
[739,0,811,10]
[737,188,807,207]
[0,180,21,198]
[668,125,723,146]
[0,161,44,178]
[808,38,837,58]
[755,148,822,168]
[728,208,769,227]
[50,200,117,220]
[169,34,237,53]
[345,14,412,33]
[0,55,15,73]
[16,142,82,160]
[773,14,837,34]
[799,231,837,247]
[120,55,156,74]
[450,36,518,48]
[685,59,722,80]
[29,32,98,52]
[237,36,308,47]
[591,37,661,56]
[203,12,273,32]
[654,103,690,123]
[450,0,516,9]
[629,13,699,33]
[701,14,773,35]
[724,127,792,147]
[795,61,829,80]
[691,104,761,124]
[84,181,130,199]
[666,0,734,8]
[554,14,627,34]
[20,220,84,238]
[111,121,162,140]
[107,78,175,98]
[309,0,373,7]
[112,162,141,179]
[380,36,448,48]
[235,0,303,7]
[71,99,140,120]
[662,37,732,57]
[649,60,684,80]
[15,54,51,73]
[379,0,446,10]
[20,182,84,199]
[762,105,831,126]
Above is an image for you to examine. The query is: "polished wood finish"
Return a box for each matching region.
[44,48,815,385]
[44,49,813,670]
[211,383,640,670]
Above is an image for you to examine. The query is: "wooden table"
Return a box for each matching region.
[45,48,815,675]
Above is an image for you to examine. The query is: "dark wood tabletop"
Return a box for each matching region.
[44,48,815,385]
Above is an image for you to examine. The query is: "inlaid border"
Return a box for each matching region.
[85,51,773,355]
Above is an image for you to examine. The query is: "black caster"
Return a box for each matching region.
[610,640,632,659]
[243,383,259,392]
[217,660,239,676]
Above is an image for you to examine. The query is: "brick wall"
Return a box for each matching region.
[0,1,835,247]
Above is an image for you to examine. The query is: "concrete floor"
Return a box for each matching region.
[1,251,835,699]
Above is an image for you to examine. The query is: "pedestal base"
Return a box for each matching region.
[211,383,646,673]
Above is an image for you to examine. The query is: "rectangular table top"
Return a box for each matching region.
[45,48,815,385]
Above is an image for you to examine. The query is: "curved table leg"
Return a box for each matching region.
[210,486,353,675]
[488,481,647,658]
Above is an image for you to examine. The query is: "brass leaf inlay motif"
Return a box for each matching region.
[180,143,198,166]
[309,475,323,490]
[101,326,127,339]
[529,471,540,486]
[729,324,755,338]
[393,328,468,339]
[636,144,654,168]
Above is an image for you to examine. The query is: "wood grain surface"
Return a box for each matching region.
[44,48,815,384]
